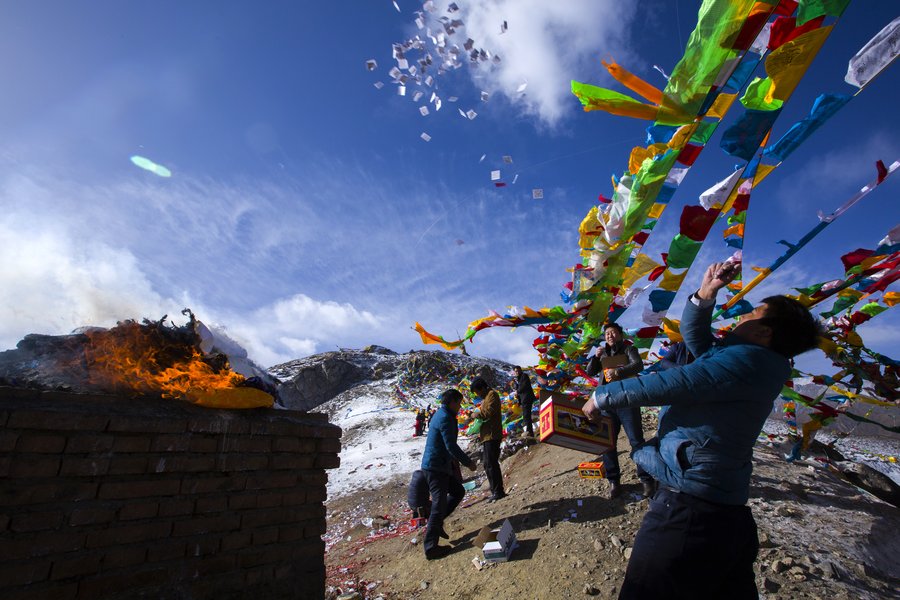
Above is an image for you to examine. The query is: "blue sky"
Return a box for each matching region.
[0,1,897,371]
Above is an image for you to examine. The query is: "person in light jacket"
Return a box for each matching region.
[583,260,821,599]
[470,377,505,502]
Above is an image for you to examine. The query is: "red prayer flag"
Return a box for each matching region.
[680,205,719,242]
[876,160,888,184]
[732,193,751,214]
[774,0,799,16]
[768,16,825,51]
[676,143,703,166]
[632,231,650,246]
[840,248,873,272]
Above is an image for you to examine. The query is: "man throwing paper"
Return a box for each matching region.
[582,260,821,599]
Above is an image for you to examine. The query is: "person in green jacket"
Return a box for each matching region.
[471,377,505,502]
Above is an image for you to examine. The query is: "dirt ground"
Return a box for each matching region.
[324,429,900,600]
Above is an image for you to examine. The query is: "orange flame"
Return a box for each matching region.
[82,322,272,408]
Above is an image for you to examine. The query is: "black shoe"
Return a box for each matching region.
[488,492,507,503]
[425,545,452,560]
[608,482,622,499]
[439,526,449,539]
[641,480,656,498]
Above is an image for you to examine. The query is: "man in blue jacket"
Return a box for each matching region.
[583,260,821,599]
[421,388,476,560]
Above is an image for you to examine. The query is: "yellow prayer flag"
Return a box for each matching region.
[659,269,687,291]
[765,26,833,102]
[707,93,738,119]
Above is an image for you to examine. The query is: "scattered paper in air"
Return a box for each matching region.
[373,81,385,89]
[419,106,429,116]
[481,91,490,102]
[448,96,458,102]
[500,20,508,34]
[413,91,424,102]
[392,0,400,12]
[502,155,513,164]
[420,132,432,142]
[512,174,519,184]
[532,189,544,199]
[466,109,477,120]
[516,82,528,94]
[366,59,378,71]
[491,170,501,181]
[459,108,467,118]
[398,85,406,96]
[130,155,171,178]
[652,65,669,80]
[479,154,486,163]
[448,2,459,12]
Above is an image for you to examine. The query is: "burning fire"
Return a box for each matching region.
[81,316,273,409]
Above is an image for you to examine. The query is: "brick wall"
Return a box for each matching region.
[0,387,341,599]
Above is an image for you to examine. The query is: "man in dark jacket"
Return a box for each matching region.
[583,260,821,599]
[586,322,654,499]
[420,389,476,560]
[513,366,536,438]
[470,377,505,501]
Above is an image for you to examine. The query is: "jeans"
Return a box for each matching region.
[482,439,504,498]
[600,406,651,484]
[421,469,449,553]
[620,488,759,599]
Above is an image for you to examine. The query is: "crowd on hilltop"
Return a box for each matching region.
[406,260,823,600]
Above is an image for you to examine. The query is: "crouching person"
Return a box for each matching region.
[583,261,822,599]
[420,388,476,560]
[407,463,466,526]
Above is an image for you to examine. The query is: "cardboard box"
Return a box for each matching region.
[577,461,607,479]
[538,391,615,454]
[478,519,518,563]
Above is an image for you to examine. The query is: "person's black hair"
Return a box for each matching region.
[758,295,823,358]
[513,366,522,373]
[469,377,488,394]
[604,322,624,334]
[440,388,463,406]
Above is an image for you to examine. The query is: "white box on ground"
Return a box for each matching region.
[481,519,518,563]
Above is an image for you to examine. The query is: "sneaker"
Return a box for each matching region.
[641,480,656,498]
[608,482,622,499]
[425,545,452,560]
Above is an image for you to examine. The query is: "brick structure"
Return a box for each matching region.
[0,387,341,599]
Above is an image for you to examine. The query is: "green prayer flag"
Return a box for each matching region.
[797,0,851,26]
[622,151,679,241]
[740,77,784,111]
[667,233,703,269]
[690,121,718,145]
[859,302,887,318]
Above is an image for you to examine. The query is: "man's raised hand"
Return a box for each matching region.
[698,260,741,301]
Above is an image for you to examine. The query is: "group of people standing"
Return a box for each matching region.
[408,260,822,598]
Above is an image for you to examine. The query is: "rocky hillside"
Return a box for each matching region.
[269,345,514,412]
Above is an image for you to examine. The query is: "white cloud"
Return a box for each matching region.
[442,0,638,125]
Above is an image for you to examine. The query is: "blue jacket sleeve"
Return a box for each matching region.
[440,419,471,466]
[681,296,716,358]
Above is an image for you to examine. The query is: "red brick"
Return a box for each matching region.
[315,454,340,469]
[145,540,186,561]
[195,496,227,513]
[118,501,159,520]
[60,457,110,477]
[10,510,64,532]
[107,455,149,474]
[244,472,296,490]
[172,514,239,537]
[188,436,218,453]
[251,527,280,546]
[298,471,327,486]
[111,436,152,453]
[101,545,147,569]
[85,522,172,548]
[65,435,114,453]
[270,454,315,470]
[291,539,325,560]
[220,531,252,551]
[181,474,246,494]
[0,513,9,531]
[158,498,194,517]
[228,494,257,510]
[7,411,108,432]
[194,554,236,576]
[7,582,78,600]
[255,491,282,509]
[306,487,327,503]
[278,524,304,542]
[216,454,268,471]
[301,518,327,538]
[221,436,272,453]
[296,423,341,439]
[280,489,308,506]
[98,479,181,499]
[0,481,98,506]
[8,456,60,478]
[0,456,9,477]
[107,415,186,434]
[185,536,221,556]
[0,559,51,585]
[50,553,103,580]
[317,437,342,453]
[69,507,116,527]
[242,507,321,529]
[16,433,68,453]
[155,454,216,473]
[0,430,18,452]
[249,420,300,436]
[76,567,168,598]
[238,544,291,568]
[271,436,300,452]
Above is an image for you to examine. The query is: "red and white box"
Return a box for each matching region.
[538,391,615,454]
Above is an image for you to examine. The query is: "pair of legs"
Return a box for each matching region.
[482,439,504,498]
[421,470,464,553]
[600,406,652,485]
[619,488,759,599]
[521,402,533,436]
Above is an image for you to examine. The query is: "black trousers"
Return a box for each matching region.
[521,401,534,436]
[482,439,504,498]
[600,406,652,484]
[421,469,448,553]
[620,488,759,600]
